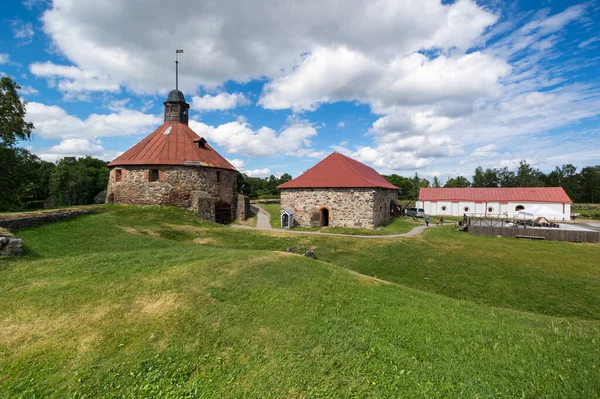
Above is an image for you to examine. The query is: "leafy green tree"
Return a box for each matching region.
[577,166,600,203]
[1,77,34,147]
[432,176,441,188]
[516,160,546,187]
[472,166,499,187]
[444,176,471,188]
[495,167,517,187]
[49,157,109,206]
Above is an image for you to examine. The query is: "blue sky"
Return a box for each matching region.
[1,0,599,181]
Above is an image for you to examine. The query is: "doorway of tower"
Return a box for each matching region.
[215,201,232,224]
[319,207,329,227]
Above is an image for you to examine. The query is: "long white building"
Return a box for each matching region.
[417,187,572,219]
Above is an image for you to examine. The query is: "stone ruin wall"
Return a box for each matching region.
[106,166,237,222]
[373,188,399,227]
[280,188,398,229]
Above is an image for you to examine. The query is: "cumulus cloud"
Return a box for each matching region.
[26,102,162,140]
[260,49,510,113]
[226,159,272,178]
[36,0,498,96]
[190,116,319,158]
[30,62,120,96]
[11,20,35,45]
[37,138,123,162]
[0,54,8,64]
[191,92,249,111]
[26,0,599,176]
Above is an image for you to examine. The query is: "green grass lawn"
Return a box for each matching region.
[1,205,599,397]
[258,203,421,234]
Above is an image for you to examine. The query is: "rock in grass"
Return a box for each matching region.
[0,236,23,256]
[304,249,316,259]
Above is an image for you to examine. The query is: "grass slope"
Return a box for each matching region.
[1,206,599,397]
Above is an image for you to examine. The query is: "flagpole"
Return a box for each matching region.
[175,49,184,91]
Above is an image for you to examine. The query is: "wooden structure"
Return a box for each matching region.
[466,220,600,243]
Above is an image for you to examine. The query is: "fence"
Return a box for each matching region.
[466,218,600,243]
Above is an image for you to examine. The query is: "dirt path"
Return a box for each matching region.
[232,209,432,238]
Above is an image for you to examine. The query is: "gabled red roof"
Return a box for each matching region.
[277,152,399,189]
[108,122,235,170]
[419,187,572,203]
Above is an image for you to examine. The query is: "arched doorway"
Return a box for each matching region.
[320,208,329,227]
[215,201,232,224]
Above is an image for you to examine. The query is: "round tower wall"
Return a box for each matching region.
[106,166,237,210]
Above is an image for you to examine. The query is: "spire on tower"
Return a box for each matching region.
[175,49,184,91]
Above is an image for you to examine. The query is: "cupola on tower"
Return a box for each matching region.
[105,51,244,224]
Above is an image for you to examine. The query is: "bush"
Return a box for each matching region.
[94,188,107,204]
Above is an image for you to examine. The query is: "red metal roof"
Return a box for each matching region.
[419,187,572,203]
[277,152,399,189]
[108,122,235,170]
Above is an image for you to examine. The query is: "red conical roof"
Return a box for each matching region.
[278,152,399,189]
[108,122,235,170]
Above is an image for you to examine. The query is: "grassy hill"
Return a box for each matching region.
[1,205,599,397]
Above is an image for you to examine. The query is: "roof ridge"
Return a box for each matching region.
[337,153,378,187]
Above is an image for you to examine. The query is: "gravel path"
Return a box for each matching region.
[232,208,431,238]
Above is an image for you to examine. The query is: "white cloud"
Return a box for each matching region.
[337,121,345,128]
[244,168,272,178]
[190,116,319,158]
[228,159,246,170]
[472,144,499,158]
[260,48,510,113]
[11,20,35,45]
[37,138,124,162]
[26,102,162,140]
[37,0,498,96]
[30,62,120,95]
[0,54,8,64]
[17,85,39,95]
[191,92,249,111]
[226,158,272,178]
[48,138,104,154]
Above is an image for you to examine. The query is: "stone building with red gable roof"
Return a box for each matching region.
[106,89,243,224]
[277,152,399,229]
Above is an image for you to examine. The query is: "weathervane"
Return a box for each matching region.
[176,49,184,91]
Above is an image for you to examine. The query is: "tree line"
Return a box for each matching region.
[383,160,600,203]
[1,77,109,211]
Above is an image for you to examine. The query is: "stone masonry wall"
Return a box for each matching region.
[281,188,399,229]
[373,188,399,227]
[106,166,237,222]
[281,188,375,228]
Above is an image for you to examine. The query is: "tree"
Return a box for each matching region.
[516,160,546,187]
[444,176,470,188]
[432,176,441,188]
[495,167,517,187]
[472,166,499,187]
[1,77,34,147]
[49,157,109,206]
[577,166,600,203]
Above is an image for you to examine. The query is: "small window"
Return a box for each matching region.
[464,207,470,213]
[115,169,122,182]
[488,207,494,213]
[216,171,222,182]
[441,206,447,211]
[149,169,159,182]
[515,205,525,211]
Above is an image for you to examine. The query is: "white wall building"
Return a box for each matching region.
[417,187,572,219]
